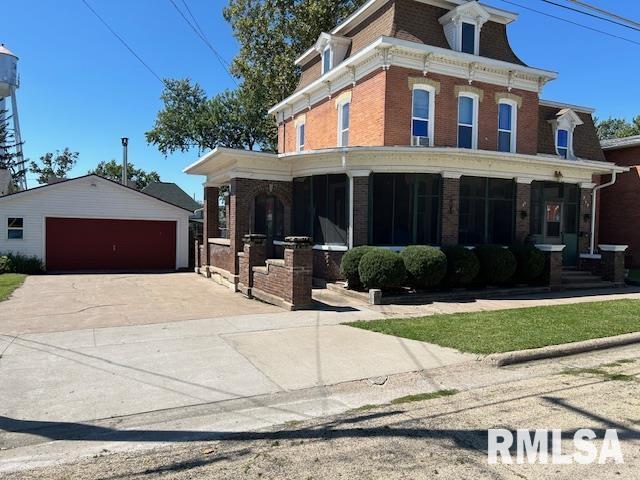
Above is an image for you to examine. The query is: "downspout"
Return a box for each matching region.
[589,170,618,255]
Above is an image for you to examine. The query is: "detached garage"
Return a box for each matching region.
[0,175,192,271]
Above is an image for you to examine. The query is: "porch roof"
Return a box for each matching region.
[184,146,628,186]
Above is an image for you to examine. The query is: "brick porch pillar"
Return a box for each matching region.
[203,186,219,269]
[441,174,460,246]
[238,234,267,297]
[536,244,565,290]
[351,173,370,247]
[284,236,313,310]
[514,179,532,244]
[599,245,628,285]
[579,184,595,255]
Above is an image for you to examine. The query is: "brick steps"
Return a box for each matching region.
[561,268,616,290]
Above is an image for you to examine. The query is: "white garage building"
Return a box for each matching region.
[0,175,192,271]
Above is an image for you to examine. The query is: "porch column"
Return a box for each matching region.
[350,172,370,247]
[229,178,250,275]
[599,245,628,285]
[579,183,595,254]
[441,173,461,246]
[515,178,532,244]
[203,186,219,268]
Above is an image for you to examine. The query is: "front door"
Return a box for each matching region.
[544,201,562,244]
[254,194,285,258]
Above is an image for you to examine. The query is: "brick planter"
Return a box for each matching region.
[238,234,267,297]
[536,244,565,290]
[599,245,628,286]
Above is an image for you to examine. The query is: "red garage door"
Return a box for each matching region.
[46,217,176,271]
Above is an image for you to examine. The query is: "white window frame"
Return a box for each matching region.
[555,127,572,159]
[296,122,305,152]
[7,216,24,241]
[411,84,435,147]
[457,92,479,149]
[459,21,478,56]
[497,99,517,153]
[337,100,350,147]
[322,46,332,74]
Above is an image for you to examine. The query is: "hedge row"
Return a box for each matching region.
[340,244,545,291]
[0,253,45,275]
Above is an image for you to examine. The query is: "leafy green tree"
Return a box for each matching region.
[596,116,640,140]
[147,0,366,155]
[0,109,26,188]
[29,148,78,184]
[89,160,161,190]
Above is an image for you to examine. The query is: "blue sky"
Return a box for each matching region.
[3,0,639,200]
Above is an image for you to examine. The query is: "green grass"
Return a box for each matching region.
[347,299,640,354]
[560,367,635,382]
[0,273,26,302]
[390,389,458,405]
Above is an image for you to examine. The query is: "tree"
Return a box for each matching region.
[147,0,366,155]
[0,109,26,188]
[596,116,640,140]
[29,148,78,184]
[88,160,160,190]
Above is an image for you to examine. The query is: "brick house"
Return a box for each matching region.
[599,136,640,267]
[186,0,625,301]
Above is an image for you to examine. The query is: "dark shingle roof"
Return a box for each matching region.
[141,182,201,212]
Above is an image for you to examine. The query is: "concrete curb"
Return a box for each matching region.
[481,331,640,367]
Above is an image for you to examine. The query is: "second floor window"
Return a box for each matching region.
[297,123,305,152]
[338,101,350,147]
[411,87,434,146]
[556,129,569,158]
[322,47,332,74]
[458,94,477,149]
[461,22,476,55]
[498,101,516,153]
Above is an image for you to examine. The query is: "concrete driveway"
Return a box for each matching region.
[0,273,472,456]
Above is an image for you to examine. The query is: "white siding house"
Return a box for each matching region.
[0,175,192,270]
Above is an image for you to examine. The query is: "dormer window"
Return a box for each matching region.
[461,22,476,55]
[314,33,351,75]
[549,108,583,160]
[439,2,490,56]
[322,47,332,74]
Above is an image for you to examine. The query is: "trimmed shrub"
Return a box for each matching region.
[358,249,407,290]
[0,255,13,274]
[441,246,480,287]
[340,246,378,290]
[510,245,545,283]
[475,245,517,285]
[400,245,447,289]
[0,253,44,275]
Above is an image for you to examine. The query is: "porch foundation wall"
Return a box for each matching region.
[313,249,345,281]
[515,183,531,244]
[352,176,369,247]
[441,177,460,246]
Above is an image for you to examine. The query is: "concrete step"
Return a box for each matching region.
[562,281,616,290]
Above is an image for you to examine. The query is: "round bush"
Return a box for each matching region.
[0,255,13,274]
[400,245,447,289]
[340,246,378,290]
[358,249,407,290]
[475,245,517,285]
[509,245,545,283]
[441,246,480,287]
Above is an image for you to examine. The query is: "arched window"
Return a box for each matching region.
[411,85,435,146]
[497,99,517,153]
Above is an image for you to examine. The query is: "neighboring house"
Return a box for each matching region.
[142,181,203,267]
[185,0,624,287]
[599,135,640,266]
[0,175,192,271]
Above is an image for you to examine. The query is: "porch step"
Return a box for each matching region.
[560,267,616,290]
[562,281,617,290]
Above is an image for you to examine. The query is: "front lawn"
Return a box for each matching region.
[347,299,640,354]
[0,274,26,302]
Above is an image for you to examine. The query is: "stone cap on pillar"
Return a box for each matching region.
[243,233,267,245]
[535,244,565,252]
[599,245,628,252]
[283,236,313,249]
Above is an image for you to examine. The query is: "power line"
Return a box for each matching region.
[181,0,208,39]
[166,0,238,85]
[497,0,640,47]
[541,0,640,33]
[81,0,165,85]
[568,0,640,29]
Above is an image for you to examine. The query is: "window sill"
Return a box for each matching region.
[313,244,348,252]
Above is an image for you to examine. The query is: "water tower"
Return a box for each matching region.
[0,44,26,190]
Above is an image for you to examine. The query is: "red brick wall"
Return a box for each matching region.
[313,250,345,281]
[515,183,531,243]
[441,177,460,246]
[209,243,235,274]
[384,67,539,154]
[352,176,370,246]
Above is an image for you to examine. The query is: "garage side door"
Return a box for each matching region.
[45,217,176,271]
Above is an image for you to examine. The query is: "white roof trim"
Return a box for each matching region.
[275,36,557,116]
[295,0,518,66]
[539,99,595,114]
